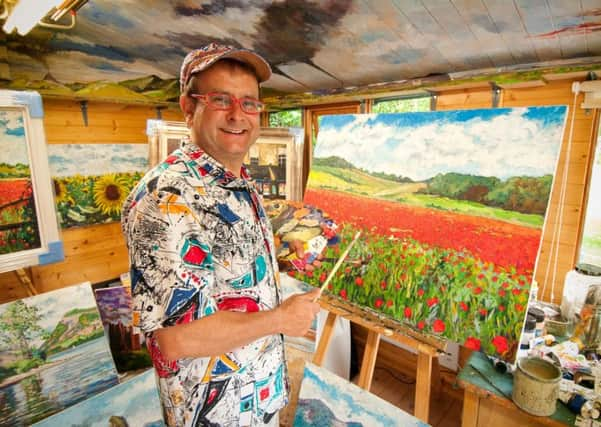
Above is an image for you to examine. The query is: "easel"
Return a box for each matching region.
[312,293,447,423]
[14,268,37,296]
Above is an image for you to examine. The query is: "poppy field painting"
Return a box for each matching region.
[0,109,40,255]
[293,107,566,362]
[47,144,148,228]
[0,90,62,273]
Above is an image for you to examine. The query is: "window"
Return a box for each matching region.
[579,130,601,268]
[269,109,302,128]
[372,96,430,114]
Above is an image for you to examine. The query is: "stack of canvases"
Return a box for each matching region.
[0,281,165,426]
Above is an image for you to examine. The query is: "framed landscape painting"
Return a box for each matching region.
[0,90,62,273]
[0,282,119,425]
[290,107,567,362]
[147,121,304,201]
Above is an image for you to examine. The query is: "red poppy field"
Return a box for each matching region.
[291,188,540,361]
[0,178,40,254]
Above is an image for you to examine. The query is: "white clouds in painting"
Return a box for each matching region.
[0,282,95,347]
[47,143,148,177]
[0,110,28,166]
[296,363,428,427]
[33,369,164,427]
[314,107,566,181]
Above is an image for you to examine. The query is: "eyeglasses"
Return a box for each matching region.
[189,92,265,114]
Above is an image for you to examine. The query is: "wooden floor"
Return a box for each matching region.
[366,365,463,427]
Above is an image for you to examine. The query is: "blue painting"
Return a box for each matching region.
[47,143,148,228]
[294,362,429,426]
[0,283,119,426]
[33,369,165,427]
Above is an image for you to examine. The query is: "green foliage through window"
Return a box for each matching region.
[373,97,430,113]
[269,109,302,128]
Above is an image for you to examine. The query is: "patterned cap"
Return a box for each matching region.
[179,42,272,93]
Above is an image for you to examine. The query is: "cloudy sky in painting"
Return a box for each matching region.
[0,110,27,166]
[34,369,163,427]
[0,283,96,346]
[297,363,428,427]
[47,143,148,177]
[314,106,567,181]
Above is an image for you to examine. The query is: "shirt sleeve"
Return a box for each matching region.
[124,178,218,334]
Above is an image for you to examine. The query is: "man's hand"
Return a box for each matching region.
[276,288,321,337]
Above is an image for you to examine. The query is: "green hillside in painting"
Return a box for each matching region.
[42,307,104,355]
[0,163,30,178]
[309,156,548,228]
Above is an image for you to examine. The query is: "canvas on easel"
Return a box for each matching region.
[293,107,567,363]
[0,90,62,273]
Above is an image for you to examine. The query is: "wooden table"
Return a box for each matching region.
[457,352,575,427]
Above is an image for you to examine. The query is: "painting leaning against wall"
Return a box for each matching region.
[94,285,152,373]
[47,143,148,228]
[0,282,119,426]
[294,362,429,427]
[289,107,567,363]
[32,368,165,427]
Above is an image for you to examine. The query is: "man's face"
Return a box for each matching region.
[183,61,261,172]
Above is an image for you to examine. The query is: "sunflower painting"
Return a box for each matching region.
[47,144,148,228]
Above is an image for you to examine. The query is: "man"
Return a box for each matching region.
[122,43,320,426]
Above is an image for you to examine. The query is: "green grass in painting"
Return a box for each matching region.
[309,165,544,228]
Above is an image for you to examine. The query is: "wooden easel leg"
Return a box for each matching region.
[312,311,338,366]
[414,350,433,423]
[461,390,480,427]
[15,268,37,296]
[357,330,380,390]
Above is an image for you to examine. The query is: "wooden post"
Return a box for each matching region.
[356,329,381,390]
[461,390,480,427]
[312,311,338,366]
[414,350,433,422]
[14,268,37,296]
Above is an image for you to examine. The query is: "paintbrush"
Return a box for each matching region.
[316,231,362,300]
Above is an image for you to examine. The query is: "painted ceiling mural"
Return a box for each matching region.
[1,0,601,105]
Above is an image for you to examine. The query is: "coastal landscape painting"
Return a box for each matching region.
[33,369,164,427]
[0,283,119,426]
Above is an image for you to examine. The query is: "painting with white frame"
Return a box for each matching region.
[0,90,62,273]
[147,121,304,201]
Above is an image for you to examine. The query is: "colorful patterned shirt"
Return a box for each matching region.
[122,140,288,426]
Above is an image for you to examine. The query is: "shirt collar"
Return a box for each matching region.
[180,138,253,188]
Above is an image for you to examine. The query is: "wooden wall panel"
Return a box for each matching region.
[0,99,183,304]
[436,80,598,304]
